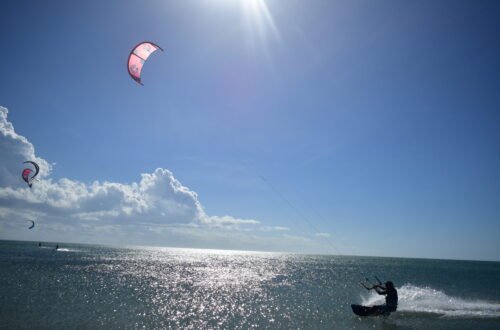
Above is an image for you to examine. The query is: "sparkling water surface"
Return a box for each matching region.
[1,240,499,329]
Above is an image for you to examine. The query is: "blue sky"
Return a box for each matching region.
[1,0,499,261]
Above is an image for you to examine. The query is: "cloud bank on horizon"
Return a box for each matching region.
[0,106,330,252]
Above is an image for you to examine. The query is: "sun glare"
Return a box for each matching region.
[209,0,280,43]
[241,0,280,41]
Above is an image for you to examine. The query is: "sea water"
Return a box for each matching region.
[0,240,499,329]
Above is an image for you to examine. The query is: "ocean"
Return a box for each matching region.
[0,240,499,329]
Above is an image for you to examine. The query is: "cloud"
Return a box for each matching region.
[202,215,260,227]
[0,106,256,229]
[315,232,331,238]
[0,106,332,253]
[0,107,51,187]
[260,226,289,231]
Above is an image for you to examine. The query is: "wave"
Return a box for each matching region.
[39,246,79,252]
[55,248,80,252]
[361,284,500,318]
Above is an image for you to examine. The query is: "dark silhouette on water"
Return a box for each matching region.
[352,277,398,316]
[54,244,59,250]
[38,242,42,247]
[373,281,398,314]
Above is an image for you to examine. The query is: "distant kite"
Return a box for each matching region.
[127,41,163,85]
[22,161,39,188]
[28,220,35,230]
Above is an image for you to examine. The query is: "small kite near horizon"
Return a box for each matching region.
[22,161,40,188]
[127,41,163,85]
[28,220,35,229]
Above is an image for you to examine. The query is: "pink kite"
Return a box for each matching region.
[22,169,33,185]
[127,41,163,85]
[21,161,39,188]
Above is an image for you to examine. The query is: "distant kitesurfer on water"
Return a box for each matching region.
[38,242,42,247]
[55,244,59,250]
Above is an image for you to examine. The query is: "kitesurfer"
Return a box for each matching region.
[38,242,42,247]
[372,281,398,315]
[55,244,59,250]
[352,277,398,316]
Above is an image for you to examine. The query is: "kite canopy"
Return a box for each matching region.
[22,161,39,188]
[28,220,35,229]
[127,41,163,85]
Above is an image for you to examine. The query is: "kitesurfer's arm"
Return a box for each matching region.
[374,286,387,295]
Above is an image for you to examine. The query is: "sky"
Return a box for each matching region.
[0,0,499,261]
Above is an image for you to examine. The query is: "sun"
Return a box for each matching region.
[209,0,280,41]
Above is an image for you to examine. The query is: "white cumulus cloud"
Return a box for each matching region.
[0,106,258,231]
[0,105,333,253]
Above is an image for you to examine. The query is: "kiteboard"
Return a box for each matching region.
[351,304,388,317]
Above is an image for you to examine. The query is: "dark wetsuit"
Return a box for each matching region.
[374,286,398,315]
[385,287,398,312]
